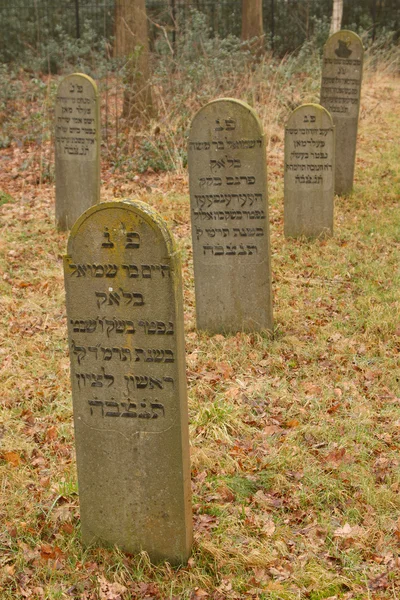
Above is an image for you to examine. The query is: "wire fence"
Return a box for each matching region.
[0,0,399,63]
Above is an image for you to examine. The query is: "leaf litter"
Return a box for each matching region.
[0,65,399,599]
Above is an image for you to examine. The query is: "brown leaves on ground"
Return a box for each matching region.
[0,68,400,600]
[40,543,65,563]
[194,514,219,537]
[333,522,364,541]
[324,446,354,468]
[98,577,127,600]
[1,451,22,466]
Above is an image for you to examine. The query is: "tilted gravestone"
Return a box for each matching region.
[320,30,364,195]
[55,73,100,231]
[188,98,273,334]
[63,200,192,564]
[284,103,335,238]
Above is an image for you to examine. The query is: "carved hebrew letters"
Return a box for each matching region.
[55,73,100,230]
[55,77,98,160]
[188,99,273,333]
[284,104,335,238]
[63,200,192,563]
[320,31,364,195]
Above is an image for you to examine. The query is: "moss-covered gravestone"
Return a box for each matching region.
[188,98,273,334]
[320,31,363,195]
[284,104,335,238]
[63,200,192,564]
[55,73,100,231]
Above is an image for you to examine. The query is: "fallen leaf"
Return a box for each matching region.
[333,522,363,539]
[327,402,341,414]
[18,542,39,563]
[252,567,270,584]
[4,564,15,577]
[98,576,127,600]
[194,514,218,534]
[368,572,390,591]
[302,383,322,396]
[325,447,347,467]
[217,485,235,503]
[286,418,300,428]
[40,544,65,561]
[252,490,283,508]
[61,522,74,534]
[191,589,209,599]
[263,424,281,436]
[50,504,72,523]
[2,451,21,466]
[45,426,57,442]
[259,515,276,536]
[364,370,374,381]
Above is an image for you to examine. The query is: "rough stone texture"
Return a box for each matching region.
[284,103,335,238]
[188,98,273,334]
[63,200,192,564]
[55,73,100,231]
[320,30,364,195]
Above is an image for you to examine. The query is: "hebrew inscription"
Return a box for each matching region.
[188,99,273,333]
[320,31,363,195]
[284,104,335,238]
[55,76,98,160]
[55,73,100,231]
[63,200,192,563]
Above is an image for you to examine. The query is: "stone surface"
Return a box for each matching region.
[188,98,273,334]
[55,73,100,230]
[63,200,192,564]
[320,30,364,195]
[284,103,335,238]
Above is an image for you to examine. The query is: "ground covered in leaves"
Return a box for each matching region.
[0,62,399,599]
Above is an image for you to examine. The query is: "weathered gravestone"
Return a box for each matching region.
[63,200,192,564]
[284,103,335,238]
[320,30,364,195]
[188,98,273,334]
[55,73,100,231]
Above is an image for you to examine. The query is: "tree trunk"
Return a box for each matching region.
[241,0,264,53]
[114,0,153,123]
[330,0,344,35]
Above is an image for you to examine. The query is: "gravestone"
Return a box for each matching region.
[188,98,273,334]
[63,200,192,564]
[55,73,100,231]
[284,103,335,238]
[320,30,364,195]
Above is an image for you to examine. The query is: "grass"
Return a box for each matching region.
[0,44,399,598]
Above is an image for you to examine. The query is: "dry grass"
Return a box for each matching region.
[0,49,399,599]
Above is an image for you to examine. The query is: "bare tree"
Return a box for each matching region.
[114,0,153,122]
[330,0,344,34]
[241,0,264,52]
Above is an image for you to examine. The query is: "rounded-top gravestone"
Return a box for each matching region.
[55,73,100,231]
[284,103,335,238]
[63,200,192,564]
[320,30,364,195]
[188,98,273,334]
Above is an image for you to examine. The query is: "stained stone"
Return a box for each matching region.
[284,103,335,238]
[55,73,100,230]
[320,30,364,195]
[63,200,192,564]
[188,98,273,334]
